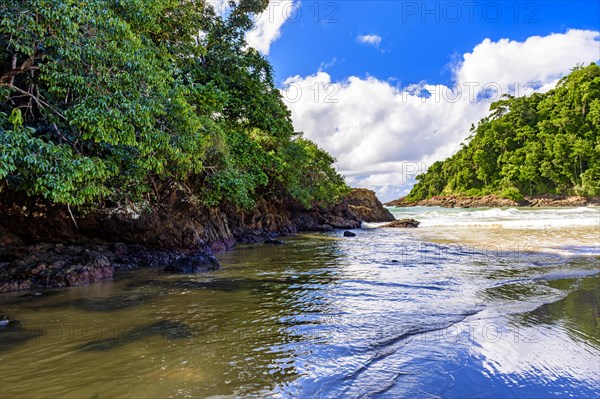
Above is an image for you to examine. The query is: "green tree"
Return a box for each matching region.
[0,0,348,209]
[406,63,600,201]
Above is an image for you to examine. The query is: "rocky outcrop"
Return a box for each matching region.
[82,189,237,253]
[0,189,235,253]
[344,188,395,222]
[0,186,392,292]
[381,219,420,228]
[223,196,362,242]
[0,187,392,253]
[0,245,113,292]
[525,196,600,207]
[0,242,223,292]
[386,195,600,208]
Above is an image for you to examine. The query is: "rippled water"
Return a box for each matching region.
[1,207,599,398]
[383,206,600,256]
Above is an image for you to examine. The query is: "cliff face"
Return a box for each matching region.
[0,188,393,253]
[0,187,391,292]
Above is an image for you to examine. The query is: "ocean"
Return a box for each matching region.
[1,206,598,398]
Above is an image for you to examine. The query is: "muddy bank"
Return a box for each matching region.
[0,188,390,292]
[385,195,600,208]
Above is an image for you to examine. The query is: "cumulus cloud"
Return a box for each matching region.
[281,30,600,201]
[357,34,382,48]
[246,1,300,55]
[455,29,600,96]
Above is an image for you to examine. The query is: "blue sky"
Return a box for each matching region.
[244,1,600,201]
[269,1,599,84]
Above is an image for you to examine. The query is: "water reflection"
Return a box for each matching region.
[523,276,599,345]
[0,221,599,398]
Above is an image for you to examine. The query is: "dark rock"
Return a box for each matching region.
[288,209,359,233]
[343,231,357,237]
[345,188,395,222]
[0,225,24,247]
[316,224,334,232]
[0,187,236,254]
[0,187,384,257]
[382,219,420,228]
[0,246,114,292]
[264,238,285,245]
[0,186,393,291]
[0,241,221,292]
[164,253,220,274]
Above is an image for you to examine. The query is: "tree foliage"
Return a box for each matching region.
[0,0,348,208]
[407,64,600,201]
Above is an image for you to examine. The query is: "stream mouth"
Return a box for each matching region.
[1,207,599,398]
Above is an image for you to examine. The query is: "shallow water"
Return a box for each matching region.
[1,207,599,398]
[383,206,600,256]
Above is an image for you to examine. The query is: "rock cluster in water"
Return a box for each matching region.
[381,219,421,228]
[345,188,395,222]
[0,241,218,292]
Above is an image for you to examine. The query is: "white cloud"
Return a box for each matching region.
[281,30,600,202]
[357,34,382,48]
[246,1,300,55]
[455,29,600,97]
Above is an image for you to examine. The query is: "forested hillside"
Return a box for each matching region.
[0,0,348,209]
[407,64,600,202]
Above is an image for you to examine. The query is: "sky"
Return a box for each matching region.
[241,0,600,202]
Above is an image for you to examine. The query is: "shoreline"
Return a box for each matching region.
[0,189,394,293]
[385,195,600,208]
[2,232,597,398]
